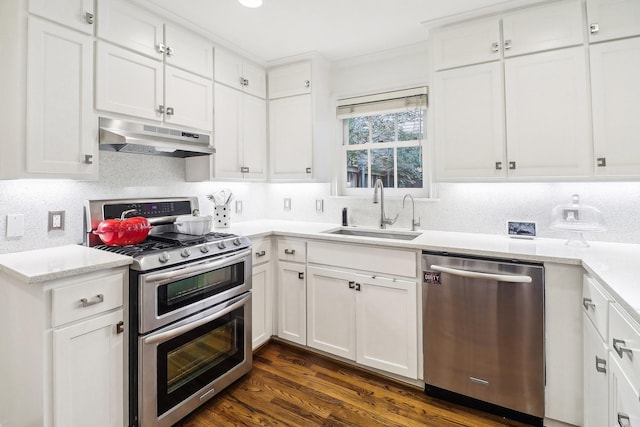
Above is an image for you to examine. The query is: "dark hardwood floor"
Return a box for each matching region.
[176,341,532,427]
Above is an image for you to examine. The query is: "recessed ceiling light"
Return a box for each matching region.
[238,0,262,8]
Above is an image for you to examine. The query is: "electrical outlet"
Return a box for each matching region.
[284,198,291,211]
[48,211,65,231]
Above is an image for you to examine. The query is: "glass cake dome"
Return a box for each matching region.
[550,194,606,247]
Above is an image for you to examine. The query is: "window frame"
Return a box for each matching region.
[339,106,428,198]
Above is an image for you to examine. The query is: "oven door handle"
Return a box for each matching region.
[143,293,250,345]
[145,249,251,284]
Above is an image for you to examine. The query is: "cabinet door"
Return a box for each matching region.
[96,42,163,122]
[165,24,213,78]
[356,275,418,379]
[252,262,272,349]
[242,94,267,179]
[96,0,164,59]
[434,62,505,181]
[26,18,96,178]
[213,83,243,179]
[591,37,640,177]
[504,47,591,178]
[269,95,313,180]
[268,61,311,99]
[29,0,94,34]
[502,0,584,57]
[277,261,306,345]
[53,310,124,427]
[214,48,244,90]
[164,65,213,131]
[583,314,609,427]
[432,17,501,71]
[306,266,356,360]
[242,61,267,99]
[587,0,640,42]
[610,356,640,427]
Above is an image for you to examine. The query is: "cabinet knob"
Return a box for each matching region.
[304,80,310,88]
[166,46,174,57]
[85,12,94,25]
[595,356,607,374]
[84,154,93,164]
[597,157,607,167]
[166,107,174,116]
[508,161,516,170]
[504,40,512,50]
[590,23,600,35]
[156,43,166,54]
[495,161,502,171]
[491,42,499,53]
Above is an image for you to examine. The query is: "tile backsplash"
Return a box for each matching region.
[2,151,640,254]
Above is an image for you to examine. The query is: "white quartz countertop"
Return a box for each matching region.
[225,220,640,323]
[0,244,132,283]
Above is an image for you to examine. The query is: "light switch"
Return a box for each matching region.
[315,199,324,213]
[284,198,291,211]
[6,214,24,237]
[235,200,243,214]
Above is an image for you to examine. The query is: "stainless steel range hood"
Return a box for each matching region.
[98,117,214,158]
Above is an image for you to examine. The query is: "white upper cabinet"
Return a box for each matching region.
[28,0,95,34]
[502,0,584,57]
[96,0,213,78]
[434,62,505,180]
[164,24,213,78]
[215,48,266,99]
[164,65,213,130]
[591,37,640,177]
[95,42,164,122]
[504,47,591,178]
[587,0,640,42]
[432,17,501,70]
[268,61,312,99]
[26,17,97,178]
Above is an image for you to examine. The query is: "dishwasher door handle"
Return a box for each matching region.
[429,265,533,283]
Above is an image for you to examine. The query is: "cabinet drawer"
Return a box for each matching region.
[583,275,612,341]
[277,239,306,262]
[252,239,271,265]
[52,272,124,327]
[609,303,640,386]
[307,241,417,278]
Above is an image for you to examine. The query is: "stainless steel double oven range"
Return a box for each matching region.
[85,197,252,427]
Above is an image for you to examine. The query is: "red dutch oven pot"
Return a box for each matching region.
[93,210,152,246]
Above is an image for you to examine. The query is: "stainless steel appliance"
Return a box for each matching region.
[85,197,252,427]
[422,252,544,426]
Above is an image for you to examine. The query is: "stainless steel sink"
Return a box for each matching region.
[321,227,421,241]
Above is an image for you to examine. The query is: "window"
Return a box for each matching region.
[337,88,428,196]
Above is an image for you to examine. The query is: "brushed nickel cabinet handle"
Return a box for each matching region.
[583,297,596,311]
[618,413,630,427]
[597,157,607,167]
[491,42,499,53]
[504,40,512,50]
[304,80,310,88]
[255,250,266,257]
[590,23,600,35]
[116,321,125,334]
[595,356,607,374]
[85,12,94,24]
[495,161,502,170]
[166,46,174,57]
[240,166,249,173]
[298,272,304,280]
[80,294,104,308]
[509,161,516,170]
[84,154,93,164]
[156,44,166,54]
[166,107,174,116]
[613,338,633,360]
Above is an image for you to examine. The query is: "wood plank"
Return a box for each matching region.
[175,341,533,427]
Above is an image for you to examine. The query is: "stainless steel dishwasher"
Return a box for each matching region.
[422,252,544,425]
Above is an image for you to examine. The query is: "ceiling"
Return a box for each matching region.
[141,0,527,63]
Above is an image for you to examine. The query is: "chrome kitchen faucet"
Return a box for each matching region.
[373,179,398,229]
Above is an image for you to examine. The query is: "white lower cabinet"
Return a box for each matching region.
[277,260,307,345]
[53,310,124,427]
[251,238,273,349]
[307,265,418,379]
[610,356,640,427]
[583,313,609,427]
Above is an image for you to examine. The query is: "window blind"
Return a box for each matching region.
[336,87,428,119]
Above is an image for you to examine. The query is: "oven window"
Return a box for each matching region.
[156,306,246,416]
[157,262,245,315]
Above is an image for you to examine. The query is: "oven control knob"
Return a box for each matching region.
[159,252,170,264]
[217,241,227,249]
[200,245,210,254]
[233,238,242,246]
[181,248,192,258]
